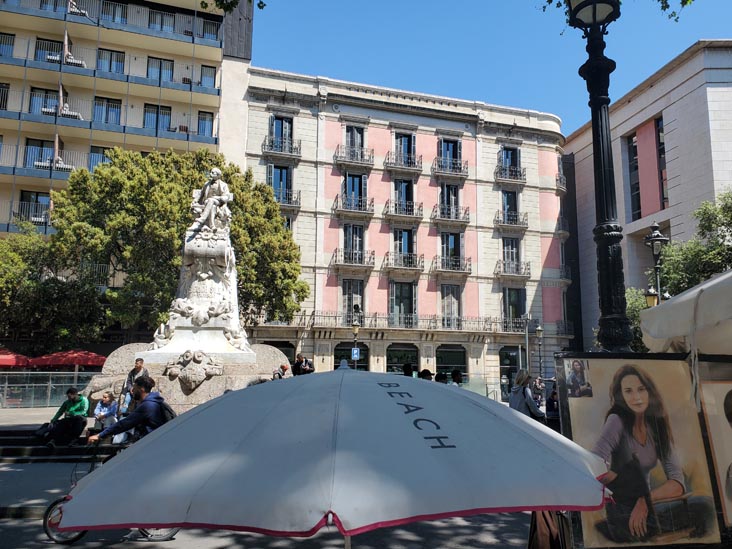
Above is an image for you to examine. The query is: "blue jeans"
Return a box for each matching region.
[120,392,132,414]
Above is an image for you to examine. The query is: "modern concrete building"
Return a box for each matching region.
[218,61,574,394]
[0,0,233,236]
[564,40,732,348]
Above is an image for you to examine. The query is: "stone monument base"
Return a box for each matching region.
[136,325,257,365]
[83,343,290,414]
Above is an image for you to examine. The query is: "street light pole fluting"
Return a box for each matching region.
[568,0,633,351]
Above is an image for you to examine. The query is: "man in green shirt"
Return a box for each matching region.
[45,387,89,448]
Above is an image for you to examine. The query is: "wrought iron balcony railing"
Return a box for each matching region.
[334,144,374,167]
[556,216,570,235]
[384,199,423,218]
[431,156,468,177]
[273,189,301,208]
[333,194,374,214]
[556,173,567,193]
[494,260,531,277]
[556,320,575,336]
[262,137,302,157]
[434,255,472,273]
[384,151,422,171]
[559,264,572,281]
[494,164,527,182]
[432,204,470,223]
[494,210,529,228]
[333,248,375,267]
[384,252,424,270]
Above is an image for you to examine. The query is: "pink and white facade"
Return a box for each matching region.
[220,63,572,394]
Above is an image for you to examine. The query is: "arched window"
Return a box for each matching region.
[435,344,466,376]
[334,342,369,371]
[386,343,419,374]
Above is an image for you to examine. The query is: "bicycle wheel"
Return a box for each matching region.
[43,497,88,545]
[138,527,180,541]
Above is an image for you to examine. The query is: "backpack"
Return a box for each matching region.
[159,401,177,424]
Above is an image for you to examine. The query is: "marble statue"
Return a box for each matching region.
[138,168,256,366]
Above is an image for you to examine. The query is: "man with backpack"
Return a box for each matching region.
[292,353,314,376]
[87,376,175,444]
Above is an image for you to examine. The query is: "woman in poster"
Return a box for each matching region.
[567,359,592,397]
[592,364,712,542]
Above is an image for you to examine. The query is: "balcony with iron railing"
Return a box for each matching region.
[431,156,468,179]
[556,320,575,337]
[494,260,531,279]
[272,189,301,210]
[556,173,567,194]
[383,199,423,221]
[491,316,537,334]
[0,200,53,233]
[494,164,527,183]
[494,210,529,231]
[383,252,424,272]
[2,0,223,46]
[433,255,472,276]
[384,150,422,174]
[261,137,302,159]
[333,194,374,219]
[431,204,470,226]
[556,216,570,237]
[334,144,374,170]
[0,39,220,94]
[559,264,572,284]
[0,144,111,179]
[332,249,375,270]
[308,311,492,332]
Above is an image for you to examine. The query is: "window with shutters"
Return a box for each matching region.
[496,145,524,181]
[394,179,414,215]
[389,280,417,328]
[342,279,364,324]
[345,125,365,161]
[343,224,364,264]
[394,133,416,167]
[502,237,519,263]
[269,115,293,153]
[439,183,460,218]
[266,164,292,204]
[441,284,461,329]
[503,287,526,319]
[343,172,367,211]
[437,137,461,171]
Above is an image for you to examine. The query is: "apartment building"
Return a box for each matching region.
[219,62,573,394]
[0,0,232,241]
[564,40,732,347]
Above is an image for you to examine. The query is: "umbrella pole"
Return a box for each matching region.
[344,535,352,549]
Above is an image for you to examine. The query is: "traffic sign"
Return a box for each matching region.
[351,347,360,361]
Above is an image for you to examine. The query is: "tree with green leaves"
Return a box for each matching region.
[50,148,308,335]
[0,223,105,355]
[660,190,732,296]
[625,287,650,353]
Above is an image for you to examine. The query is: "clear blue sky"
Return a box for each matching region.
[250,0,732,136]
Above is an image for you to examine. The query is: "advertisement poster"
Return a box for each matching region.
[562,358,720,547]
[700,380,732,527]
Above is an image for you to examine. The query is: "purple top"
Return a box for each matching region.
[592,413,685,490]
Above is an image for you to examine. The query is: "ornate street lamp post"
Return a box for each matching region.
[567,0,633,351]
[644,221,670,306]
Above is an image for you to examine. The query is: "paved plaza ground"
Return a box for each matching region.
[0,407,531,548]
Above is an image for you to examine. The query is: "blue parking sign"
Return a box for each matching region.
[351,347,360,361]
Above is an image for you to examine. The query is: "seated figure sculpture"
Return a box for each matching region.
[190,167,231,231]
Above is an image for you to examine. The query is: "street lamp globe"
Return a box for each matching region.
[645,285,659,308]
[567,0,620,30]
[644,221,669,265]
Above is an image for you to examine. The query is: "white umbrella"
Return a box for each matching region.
[59,368,606,538]
[641,268,732,355]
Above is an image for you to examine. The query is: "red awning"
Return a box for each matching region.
[0,349,30,367]
[28,350,106,367]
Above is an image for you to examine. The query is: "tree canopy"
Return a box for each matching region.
[660,190,732,296]
[50,148,308,333]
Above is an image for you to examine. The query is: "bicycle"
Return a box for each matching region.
[43,441,180,544]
